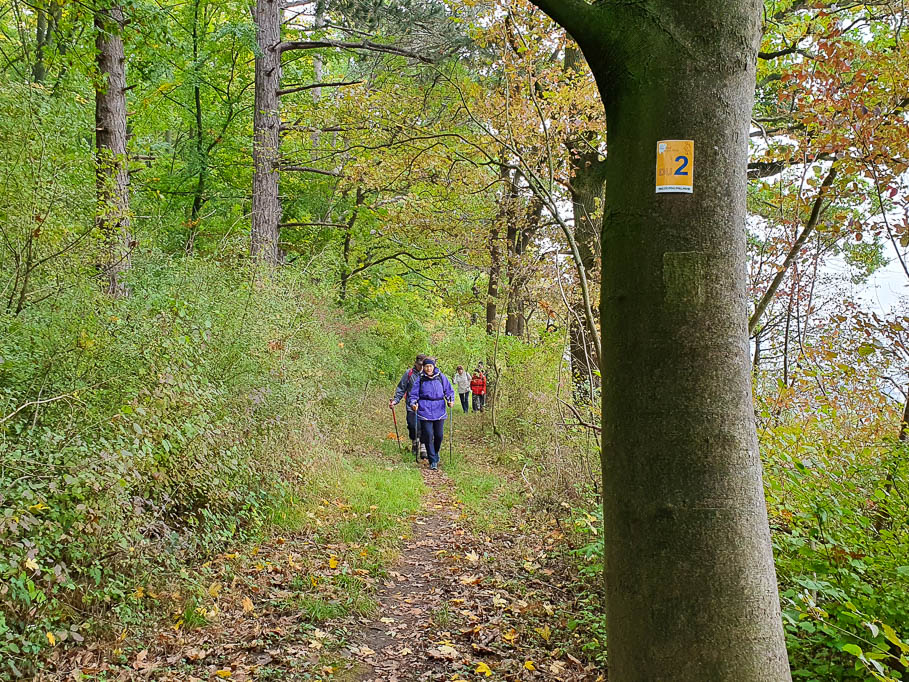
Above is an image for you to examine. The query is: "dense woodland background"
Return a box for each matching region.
[1,0,909,679]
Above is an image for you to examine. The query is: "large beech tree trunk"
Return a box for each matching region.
[251,0,282,264]
[94,2,131,296]
[531,1,791,679]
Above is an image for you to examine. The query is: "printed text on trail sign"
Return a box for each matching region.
[656,140,694,194]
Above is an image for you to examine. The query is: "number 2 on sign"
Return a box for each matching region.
[656,140,694,194]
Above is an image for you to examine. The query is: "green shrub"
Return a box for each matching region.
[0,254,379,676]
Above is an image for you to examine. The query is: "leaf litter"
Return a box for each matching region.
[35,445,602,681]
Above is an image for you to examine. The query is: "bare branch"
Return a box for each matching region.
[281,165,343,177]
[557,398,601,432]
[749,165,837,335]
[277,80,362,96]
[279,39,435,63]
[280,221,348,228]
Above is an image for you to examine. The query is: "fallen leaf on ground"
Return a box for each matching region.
[475,661,493,676]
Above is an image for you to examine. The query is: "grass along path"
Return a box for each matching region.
[36,438,424,681]
[329,407,602,681]
[34,401,604,681]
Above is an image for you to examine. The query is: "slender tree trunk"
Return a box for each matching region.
[186,0,205,254]
[94,2,131,297]
[33,1,63,83]
[311,0,326,145]
[504,220,520,337]
[783,286,794,386]
[531,0,791,678]
[564,46,605,387]
[568,148,605,390]
[33,2,48,82]
[338,189,363,303]
[339,230,352,302]
[251,0,282,264]
[900,391,909,442]
[485,223,501,334]
[752,330,762,371]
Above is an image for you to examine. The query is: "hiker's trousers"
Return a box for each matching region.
[418,418,445,466]
[406,409,418,441]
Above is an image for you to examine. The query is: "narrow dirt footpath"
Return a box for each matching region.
[333,458,600,682]
[343,469,468,681]
[37,422,601,681]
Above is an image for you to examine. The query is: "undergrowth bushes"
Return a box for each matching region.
[0,254,400,677]
[448,325,909,681]
[764,425,909,681]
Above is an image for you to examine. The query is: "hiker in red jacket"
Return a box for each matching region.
[470,369,486,413]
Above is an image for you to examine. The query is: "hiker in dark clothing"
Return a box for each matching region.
[390,354,427,461]
[408,357,455,470]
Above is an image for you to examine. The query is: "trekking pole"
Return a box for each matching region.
[415,405,422,465]
[390,404,402,454]
[448,402,453,467]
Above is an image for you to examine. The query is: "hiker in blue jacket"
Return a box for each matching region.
[390,354,427,461]
[407,357,455,471]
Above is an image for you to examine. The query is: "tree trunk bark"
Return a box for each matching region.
[900,390,909,442]
[564,45,605,388]
[94,2,131,297]
[186,0,205,254]
[505,202,538,337]
[504,220,520,337]
[568,148,604,391]
[485,222,501,334]
[33,2,48,83]
[529,0,791,678]
[338,189,363,303]
[592,4,791,678]
[251,0,283,264]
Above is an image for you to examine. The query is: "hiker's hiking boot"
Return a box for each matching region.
[430,462,438,470]
[420,444,428,460]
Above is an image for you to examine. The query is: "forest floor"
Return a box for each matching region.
[38,407,603,682]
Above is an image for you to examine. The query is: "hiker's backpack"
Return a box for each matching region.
[403,367,415,401]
